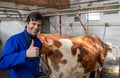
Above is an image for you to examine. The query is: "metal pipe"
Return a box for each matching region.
[0,8,120,18]
[43,8,120,16]
[0,6,31,11]
[59,24,120,26]
[1,8,119,17]
[0,9,22,20]
[59,15,62,35]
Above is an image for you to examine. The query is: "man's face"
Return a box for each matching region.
[26,20,42,36]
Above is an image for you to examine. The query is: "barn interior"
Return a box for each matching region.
[0,0,120,78]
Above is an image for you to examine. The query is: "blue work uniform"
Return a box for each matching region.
[0,28,42,78]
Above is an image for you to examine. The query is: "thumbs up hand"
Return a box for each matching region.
[26,39,39,58]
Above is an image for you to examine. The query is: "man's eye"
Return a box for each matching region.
[32,23,41,27]
[32,23,36,25]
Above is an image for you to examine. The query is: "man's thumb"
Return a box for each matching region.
[30,39,34,47]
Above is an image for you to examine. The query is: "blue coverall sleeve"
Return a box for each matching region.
[0,38,26,70]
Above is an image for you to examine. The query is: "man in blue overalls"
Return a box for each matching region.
[0,12,44,78]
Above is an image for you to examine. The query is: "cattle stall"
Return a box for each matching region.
[0,0,120,78]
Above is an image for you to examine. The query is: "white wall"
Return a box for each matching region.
[0,21,25,48]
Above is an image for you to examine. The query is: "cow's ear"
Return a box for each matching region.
[53,40,62,48]
[105,42,117,52]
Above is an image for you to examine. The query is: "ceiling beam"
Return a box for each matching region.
[0,0,70,9]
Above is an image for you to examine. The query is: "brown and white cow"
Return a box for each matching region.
[39,35,114,78]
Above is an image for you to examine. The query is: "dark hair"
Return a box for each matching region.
[26,12,44,24]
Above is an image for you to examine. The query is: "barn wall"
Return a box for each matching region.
[0,21,25,47]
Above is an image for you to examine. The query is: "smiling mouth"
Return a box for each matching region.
[33,29,39,33]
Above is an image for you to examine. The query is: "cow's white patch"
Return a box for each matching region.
[51,39,85,78]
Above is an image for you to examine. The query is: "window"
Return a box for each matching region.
[87,11,100,21]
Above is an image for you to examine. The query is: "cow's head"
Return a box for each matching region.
[105,42,118,51]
